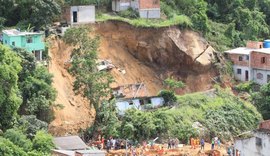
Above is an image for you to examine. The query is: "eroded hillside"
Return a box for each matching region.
[48,21,219,135]
[96,21,218,95]
[48,38,95,136]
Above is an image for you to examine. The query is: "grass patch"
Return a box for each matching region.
[96,13,192,28]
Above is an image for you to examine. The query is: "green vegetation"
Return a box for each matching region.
[252,83,270,120]
[14,48,57,123]
[63,26,113,110]
[87,88,261,143]
[0,0,60,29]
[0,45,22,130]
[97,14,192,28]
[0,128,54,155]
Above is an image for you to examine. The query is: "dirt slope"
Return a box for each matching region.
[96,21,218,95]
[48,37,95,136]
[47,21,218,135]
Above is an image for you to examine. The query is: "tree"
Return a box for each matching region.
[16,115,48,139]
[252,83,270,120]
[15,0,61,29]
[15,48,56,122]
[63,26,113,110]
[32,131,54,154]
[164,77,185,91]
[4,129,32,152]
[0,137,27,156]
[0,45,22,130]
[158,90,177,106]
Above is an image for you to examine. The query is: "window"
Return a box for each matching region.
[153,0,159,4]
[245,55,249,60]
[12,42,15,46]
[129,101,133,105]
[239,56,243,61]
[237,69,242,75]
[26,37,33,43]
[257,73,263,80]
[256,137,262,147]
[261,57,266,64]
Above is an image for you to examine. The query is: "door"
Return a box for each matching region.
[73,11,77,23]
[245,70,249,81]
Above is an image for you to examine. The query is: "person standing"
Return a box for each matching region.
[211,138,215,150]
[217,139,221,149]
[106,139,111,153]
[200,138,205,150]
[168,138,171,149]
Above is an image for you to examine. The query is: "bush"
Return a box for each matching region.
[0,137,27,156]
[32,131,54,154]
[119,7,139,19]
[235,82,256,92]
[4,129,32,152]
[158,90,177,106]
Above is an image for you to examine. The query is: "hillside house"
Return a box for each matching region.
[225,40,270,85]
[52,136,105,156]
[116,96,165,115]
[234,120,270,156]
[62,5,95,26]
[2,29,45,61]
[112,0,160,18]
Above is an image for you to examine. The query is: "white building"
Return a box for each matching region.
[234,120,270,156]
[62,5,95,26]
[116,96,165,115]
[225,41,270,85]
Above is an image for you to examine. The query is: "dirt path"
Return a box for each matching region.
[48,37,95,136]
[107,143,227,156]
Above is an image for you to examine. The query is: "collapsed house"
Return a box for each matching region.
[112,83,164,114]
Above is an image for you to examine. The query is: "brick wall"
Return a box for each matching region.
[139,0,160,9]
[62,6,71,23]
[259,120,270,130]
[250,51,270,69]
[246,41,263,49]
[228,54,249,66]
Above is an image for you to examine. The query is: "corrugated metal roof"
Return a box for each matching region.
[53,136,88,150]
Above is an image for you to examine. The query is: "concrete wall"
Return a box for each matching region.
[233,65,251,81]
[116,97,164,115]
[139,8,160,18]
[234,132,270,156]
[70,6,95,25]
[112,0,131,12]
[3,34,45,52]
[252,69,270,85]
[150,97,164,108]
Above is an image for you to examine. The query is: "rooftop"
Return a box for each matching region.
[53,136,88,150]
[225,47,270,55]
[2,29,43,36]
